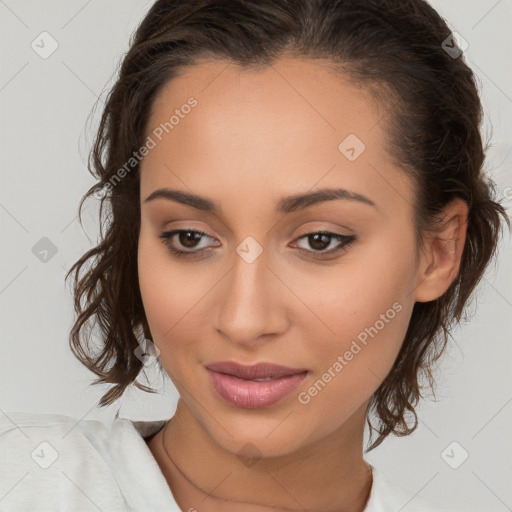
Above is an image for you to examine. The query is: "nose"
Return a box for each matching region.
[214,247,290,347]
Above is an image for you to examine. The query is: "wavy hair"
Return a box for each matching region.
[65,0,510,451]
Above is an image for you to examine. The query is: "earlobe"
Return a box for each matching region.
[414,198,469,303]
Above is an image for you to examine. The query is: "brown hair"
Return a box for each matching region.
[66,0,510,451]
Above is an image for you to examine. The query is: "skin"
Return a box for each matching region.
[137,57,468,511]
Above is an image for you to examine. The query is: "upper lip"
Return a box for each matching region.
[205,361,308,379]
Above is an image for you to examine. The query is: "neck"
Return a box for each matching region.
[148,400,373,512]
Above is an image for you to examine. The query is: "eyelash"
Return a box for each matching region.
[158,228,357,260]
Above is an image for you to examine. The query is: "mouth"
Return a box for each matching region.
[205,361,309,409]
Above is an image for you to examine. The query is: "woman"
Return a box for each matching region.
[0,0,509,511]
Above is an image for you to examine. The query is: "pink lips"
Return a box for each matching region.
[205,361,309,409]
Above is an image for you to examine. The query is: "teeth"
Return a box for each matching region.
[253,377,277,381]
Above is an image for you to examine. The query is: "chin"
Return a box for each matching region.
[199,411,317,460]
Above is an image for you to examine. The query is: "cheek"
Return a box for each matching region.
[299,258,414,348]
[137,230,221,362]
[137,232,192,343]
[296,291,413,421]
[294,238,417,395]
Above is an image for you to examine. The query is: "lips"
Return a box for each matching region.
[204,361,308,380]
[205,361,309,409]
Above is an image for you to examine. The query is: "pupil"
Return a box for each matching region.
[310,233,329,250]
[180,231,200,248]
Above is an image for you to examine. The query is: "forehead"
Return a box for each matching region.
[147,57,386,143]
[140,57,413,219]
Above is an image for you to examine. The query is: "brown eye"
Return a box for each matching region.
[292,232,357,259]
[158,229,218,257]
[157,229,357,261]
[176,230,203,249]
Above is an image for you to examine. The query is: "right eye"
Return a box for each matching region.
[158,229,219,258]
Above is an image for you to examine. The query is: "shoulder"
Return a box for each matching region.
[365,464,455,512]
[0,411,127,511]
[0,411,173,512]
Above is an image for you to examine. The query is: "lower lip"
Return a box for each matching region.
[206,369,308,409]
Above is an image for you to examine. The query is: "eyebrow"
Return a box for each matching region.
[144,187,377,214]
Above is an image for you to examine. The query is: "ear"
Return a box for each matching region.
[414,198,469,303]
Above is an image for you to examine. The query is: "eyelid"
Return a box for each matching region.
[158,226,357,260]
[159,227,218,250]
[291,231,356,259]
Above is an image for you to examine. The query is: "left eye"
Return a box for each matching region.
[291,231,357,258]
[158,229,357,259]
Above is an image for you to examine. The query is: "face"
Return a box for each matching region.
[137,57,424,457]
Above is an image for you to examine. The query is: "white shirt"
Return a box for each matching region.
[0,411,453,512]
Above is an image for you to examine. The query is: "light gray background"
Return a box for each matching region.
[1,1,511,511]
